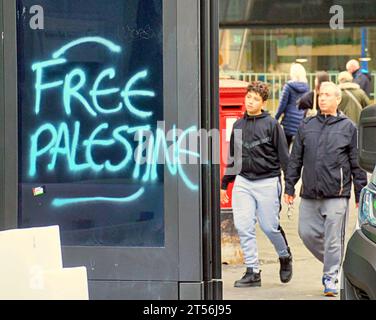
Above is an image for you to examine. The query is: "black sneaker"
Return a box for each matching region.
[234,268,261,288]
[279,247,293,283]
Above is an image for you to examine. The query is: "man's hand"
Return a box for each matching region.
[356,203,359,209]
[284,194,295,205]
[221,189,230,204]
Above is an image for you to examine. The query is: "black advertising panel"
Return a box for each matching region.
[16,0,168,247]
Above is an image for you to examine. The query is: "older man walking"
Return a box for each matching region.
[284,82,367,297]
[346,59,372,98]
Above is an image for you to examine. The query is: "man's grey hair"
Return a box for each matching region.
[320,81,342,99]
[346,59,360,71]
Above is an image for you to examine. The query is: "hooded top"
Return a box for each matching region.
[221,110,289,190]
[352,69,372,98]
[275,81,310,136]
[338,82,370,125]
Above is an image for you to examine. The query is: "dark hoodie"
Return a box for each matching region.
[275,81,310,136]
[221,110,289,190]
[285,111,367,202]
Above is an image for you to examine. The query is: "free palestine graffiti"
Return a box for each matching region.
[29,37,199,207]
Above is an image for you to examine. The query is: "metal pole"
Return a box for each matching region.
[361,27,369,73]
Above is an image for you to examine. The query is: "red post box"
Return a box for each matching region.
[219,79,249,211]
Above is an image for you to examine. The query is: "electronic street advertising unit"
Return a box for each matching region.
[0,0,221,299]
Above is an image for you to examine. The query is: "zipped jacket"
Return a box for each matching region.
[352,69,372,98]
[285,112,367,202]
[221,111,289,190]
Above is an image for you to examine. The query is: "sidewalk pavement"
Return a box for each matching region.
[221,188,358,300]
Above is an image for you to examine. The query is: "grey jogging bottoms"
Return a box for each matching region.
[298,198,349,282]
[232,175,290,271]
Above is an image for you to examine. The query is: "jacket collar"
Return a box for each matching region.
[316,110,347,124]
[352,69,362,77]
[244,110,270,120]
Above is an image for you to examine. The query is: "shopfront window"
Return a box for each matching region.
[220,27,376,113]
[219,27,371,73]
[219,0,376,113]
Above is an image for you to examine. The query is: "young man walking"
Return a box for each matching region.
[221,81,292,287]
[284,82,367,296]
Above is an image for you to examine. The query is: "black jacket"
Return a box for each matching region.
[353,69,372,98]
[221,111,289,190]
[285,112,367,202]
[298,91,319,111]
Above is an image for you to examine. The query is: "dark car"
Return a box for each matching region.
[341,105,376,300]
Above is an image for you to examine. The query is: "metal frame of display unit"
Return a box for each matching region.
[0,0,222,300]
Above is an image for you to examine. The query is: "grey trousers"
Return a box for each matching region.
[232,175,289,270]
[298,198,349,281]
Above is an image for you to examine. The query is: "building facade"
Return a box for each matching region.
[219,0,376,111]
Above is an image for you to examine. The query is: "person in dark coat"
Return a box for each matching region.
[275,63,310,148]
[346,59,372,98]
[284,82,368,297]
[297,71,330,116]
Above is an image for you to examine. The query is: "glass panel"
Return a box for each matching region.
[220,0,376,25]
[220,27,375,114]
[17,0,165,247]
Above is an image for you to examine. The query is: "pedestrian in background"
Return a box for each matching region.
[338,71,370,126]
[221,81,292,288]
[298,71,330,117]
[346,59,372,98]
[284,82,367,297]
[275,63,310,148]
